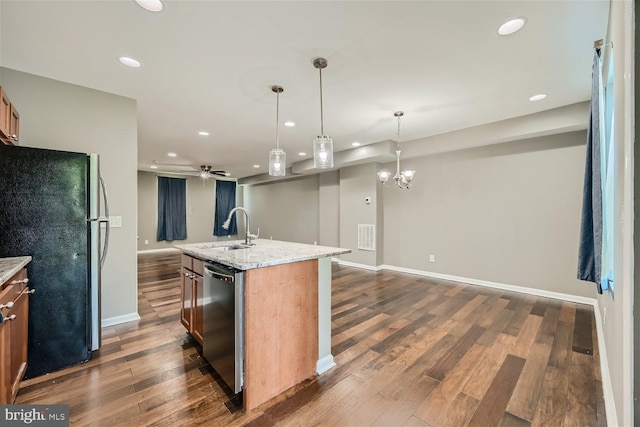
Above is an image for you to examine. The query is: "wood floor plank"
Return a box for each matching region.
[500,412,532,427]
[425,324,485,381]
[462,333,515,400]
[564,352,597,426]
[531,365,570,427]
[431,392,479,427]
[507,341,552,421]
[414,344,486,425]
[572,304,594,355]
[372,400,421,427]
[467,354,526,427]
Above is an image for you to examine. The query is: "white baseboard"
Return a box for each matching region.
[336,260,383,272]
[102,312,141,327]
[376,264,598,306]
[592,300,618,427]
[316,354,336,375]
[338,261,615,423]
[137,247,181,254]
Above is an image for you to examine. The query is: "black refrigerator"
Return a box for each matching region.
[0,145,109,378]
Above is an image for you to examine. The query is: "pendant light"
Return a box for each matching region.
[269,85,286,176]
[312,58,333,169]
[377,111,416,189]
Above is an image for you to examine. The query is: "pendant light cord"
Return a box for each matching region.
[319,67,324,136]
[396,114,401,150]
[276,90,280,150]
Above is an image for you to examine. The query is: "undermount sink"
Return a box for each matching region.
[210,243,251,251]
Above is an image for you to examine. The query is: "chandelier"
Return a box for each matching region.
[269,85,286,176]
[377,111,415,189]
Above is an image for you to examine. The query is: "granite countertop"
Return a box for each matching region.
[175,239,350,270]
[0,256,32,284]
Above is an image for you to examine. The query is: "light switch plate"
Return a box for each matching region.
[109,216,123,228]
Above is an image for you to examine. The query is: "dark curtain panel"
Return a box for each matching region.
[157,176,187,241]
[577,51,603,293]
[214,180,237,236]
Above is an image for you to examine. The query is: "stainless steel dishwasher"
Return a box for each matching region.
[202,261,244,394]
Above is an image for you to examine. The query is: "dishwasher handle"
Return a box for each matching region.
[204,266,235,283]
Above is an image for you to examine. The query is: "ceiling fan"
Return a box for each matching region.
[190,165,230,179]
[152,161,230,178]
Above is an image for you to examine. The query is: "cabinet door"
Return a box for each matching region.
[9,105,19,145]
[193,274,204,345]
[0,87,10,140]
[0,285,13,404]
[9,289,28,402]
[180,267,193,332]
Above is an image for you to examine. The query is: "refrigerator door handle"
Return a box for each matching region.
[99,175,110,268]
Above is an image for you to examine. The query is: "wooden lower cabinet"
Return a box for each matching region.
[193,274,204,344]
[180,255,203,346]
[180,266,193,331]
[0,268,30,404]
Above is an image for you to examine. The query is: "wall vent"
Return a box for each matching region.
[358,224,376,251]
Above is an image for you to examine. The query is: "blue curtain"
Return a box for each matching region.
[214,180,237,236]
[578,49,615,294]
[157,177,187,241]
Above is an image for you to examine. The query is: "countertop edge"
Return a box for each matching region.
[0,256,32,284]
[179,247,350,271]
[175,240,351,271]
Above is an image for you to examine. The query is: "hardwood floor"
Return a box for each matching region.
[15,252,606,426]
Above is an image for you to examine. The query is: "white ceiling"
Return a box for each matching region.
[0,1,609,178]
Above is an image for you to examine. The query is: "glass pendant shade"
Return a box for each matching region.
[377,171,390,183]
[269,148,286,176]
[313,135,334,168]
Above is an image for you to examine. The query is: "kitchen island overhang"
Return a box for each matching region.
[175,239,350,410]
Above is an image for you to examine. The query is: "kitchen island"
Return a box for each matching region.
[175,239,350,411]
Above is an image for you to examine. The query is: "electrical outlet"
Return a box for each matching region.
[144,240,149,245]
[429,254,435,263]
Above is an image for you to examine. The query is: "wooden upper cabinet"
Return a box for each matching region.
[0,87,19,146]
[9,105,19,144]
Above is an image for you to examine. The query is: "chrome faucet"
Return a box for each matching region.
[222,207,259,245]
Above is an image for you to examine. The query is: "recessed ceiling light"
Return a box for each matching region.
[529,93,547,102]
[135,0,163,12]
[167,152,177,157]
[198,131,210,136]
[498,18,527,36]
[298,152,306,156]
[352,142,361,147]
[150,165,158,169]
[284,121,296,127]
[253,164,260,168]
[118,56,141,68]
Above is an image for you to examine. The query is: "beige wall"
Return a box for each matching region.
[243,174,319,244]
[383,131,594,299]
[318,170,340,247]
[339,163,381,266]
[0,67,138,322]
